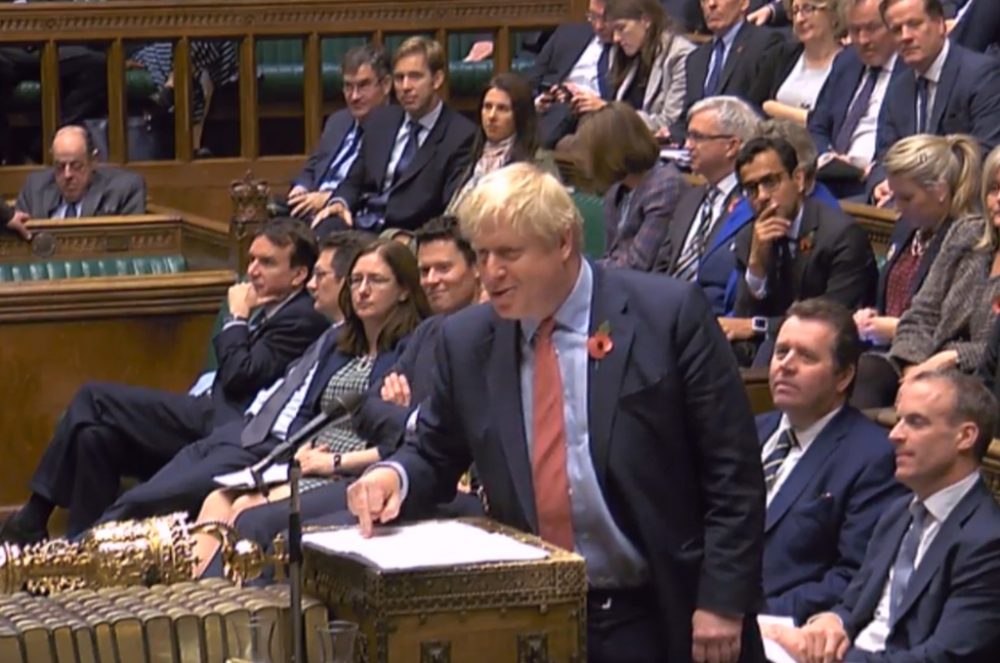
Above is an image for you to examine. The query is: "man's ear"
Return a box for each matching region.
[431,69,445,91]
[292,265,310,289]
[793,167,807,195]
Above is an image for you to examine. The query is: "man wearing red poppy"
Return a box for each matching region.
[347,163,768,663]
[725,136,878,366]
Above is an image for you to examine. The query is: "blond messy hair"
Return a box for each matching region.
[454,162,583,250]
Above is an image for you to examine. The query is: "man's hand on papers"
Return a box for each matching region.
[347,467,403,536]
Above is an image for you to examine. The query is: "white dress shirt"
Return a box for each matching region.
[852,471,981,653]
[775,52,836,112]
[846,55,897,165]
[918,40,950,127]
[565,36,604,96]
[761,407,842,506]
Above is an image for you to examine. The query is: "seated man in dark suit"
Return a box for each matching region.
[313,36,476,235]
[726,137,877,357]
[347,163,768,663]
[670,0,783,141]
[15,125,146,219]
[285,45,391,222]
[0,220,330,545]
[949,0,1000,53]
[808,0,903,200]
[772,369,1000,661]
[654,95,761,314]
[870,0,1000,206]
[757,298,905,624]
[526,0,615,147]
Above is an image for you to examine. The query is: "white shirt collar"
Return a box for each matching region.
[921,40,949,83]
[917,470,980,525]
[778,405,844,455]
[409,99,444,135]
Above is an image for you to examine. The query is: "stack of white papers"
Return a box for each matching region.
[758,614,798,663]
[302,521,549,571]
[213,463,289,489]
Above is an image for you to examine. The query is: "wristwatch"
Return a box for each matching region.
[332,453,343,473]
[751,316,769,335]
[225,313,248,325]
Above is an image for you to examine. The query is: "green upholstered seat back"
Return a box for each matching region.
[0,255,186,282]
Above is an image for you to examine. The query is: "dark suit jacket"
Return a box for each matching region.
[333,103,475,231]
[673,22,784,140]
[951,0,1000,53]
[871,43,1000,186]
[210,289,329,422]
[874,217,953,316]
[16,165,146,218]
[391,265,767,662]
[833,479,1000,661]
[293,108,355,191]
[734,197,878,318]
[756,407,905,625]
[979,314,1000,407]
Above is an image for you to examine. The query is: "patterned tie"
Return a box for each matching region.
[673,187,719,281]
[240,329,330,447]
[763,428,797,492]
[392,120,422,186]
[703,38,726,97]
[597,43,612,100]
[889,502,928,625]
[319,125,362,191]
[915,76,930,133]
[833,66,881,154]
[64,201,79,219]
[530,318,575,551]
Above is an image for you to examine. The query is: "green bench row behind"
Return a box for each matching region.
[0,255,186,282]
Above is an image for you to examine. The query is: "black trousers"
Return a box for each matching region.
[587,588,666,663]
[97,420,268,525]
[30,381,216,536]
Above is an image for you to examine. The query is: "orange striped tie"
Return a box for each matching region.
[531,317,575,551]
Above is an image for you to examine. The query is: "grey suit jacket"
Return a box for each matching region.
[891,216,999,371]
[613,31,696,133]
[16,166,147,219]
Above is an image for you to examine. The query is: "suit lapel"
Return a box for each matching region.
[79,171,106,217]
[913,218,953,296]
[719,24,750,92]
[391,107,448,192]
[315,118,352,179]
[587,264,634,492]
[765,409,845,532]
[790,201,821,295]
[372,108,404,193]
[666,185,707,268]
[855,502,913,620]
[487,318,538,532]
[928,48,960,132]
[688,46,710,98]
[891,480,986,630]
[559,27,595,81]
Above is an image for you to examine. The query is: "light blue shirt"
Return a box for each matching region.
[518,261,648,589]
[382,100,443,192]
[317,122,362,193]
[705,20,744,92]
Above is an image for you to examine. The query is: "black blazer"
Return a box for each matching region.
[874,217,953,315]
[734,197,878,318]
[524,22,595,92]
[293,108,355,191]
[673,22,784,139]
[333,103,476,231]
[210,289,328,422]
[761,39,804,101]
[392,265,767,662]
[16,166,147,219]
[951,0,1000,53]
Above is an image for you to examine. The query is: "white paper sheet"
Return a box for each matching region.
[302,521,549,571]
[213,463,289,489]
[758,614,799,663]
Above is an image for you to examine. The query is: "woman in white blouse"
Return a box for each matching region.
[762,0,844,125]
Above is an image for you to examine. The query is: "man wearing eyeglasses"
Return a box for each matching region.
[285,45,391,222]
[725,136,877,362]
[15,124,146,220]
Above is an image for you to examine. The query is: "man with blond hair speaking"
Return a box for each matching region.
[347,163,767,663]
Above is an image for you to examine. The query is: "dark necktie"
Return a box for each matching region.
[531,318,575,551]
[889,502,928,625]
[64,201,79,219]
[915,76,930,133]
[320,125,362,189]
[703,38,726,97]
[833,67,881,154]
[673,187,719,281]
[763,428,797,492]
[597,43,612,101]
[392,120,422,186]
[240,329,331,447]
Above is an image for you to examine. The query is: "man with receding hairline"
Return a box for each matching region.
[346,163,767,663]
[16,125,146,219]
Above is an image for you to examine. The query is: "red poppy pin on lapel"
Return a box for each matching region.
[588,321,614,360]
[992,294,1000,316]
[799,230,816,256]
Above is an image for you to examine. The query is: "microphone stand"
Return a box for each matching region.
[288,458,304,663]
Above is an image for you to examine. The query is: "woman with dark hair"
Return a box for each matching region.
[604,0,694,134]
[447,72,555,211]
[575,101,685,271]
[189,239,430,576]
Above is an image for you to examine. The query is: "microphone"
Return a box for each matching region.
[248,391,365,493]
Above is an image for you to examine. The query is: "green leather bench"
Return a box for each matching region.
[0,255,186,282]
[571,190,606,259]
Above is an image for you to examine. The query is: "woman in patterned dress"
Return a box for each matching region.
[190,238,430,576]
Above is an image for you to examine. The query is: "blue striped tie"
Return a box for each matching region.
[763,429,797,491]
[889,502,928,626]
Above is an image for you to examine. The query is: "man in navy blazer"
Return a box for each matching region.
[286,45,391,221]
[870,0,1000,205]
[0,220,329,545]
[347,164,767,663]
[756,299,904,625]
[791,369,1000,661]
[950,0,1000,53]
[315,37,475,235]
[808,0,902,199]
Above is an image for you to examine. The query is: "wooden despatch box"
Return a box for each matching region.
[302,518,587,663]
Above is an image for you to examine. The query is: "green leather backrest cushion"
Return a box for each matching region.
[0,255,186,282]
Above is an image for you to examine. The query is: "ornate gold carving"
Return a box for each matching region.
[517,633,549,663]
[231,170,270,229]
[421,640,451,663]
[29,232,55,258]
